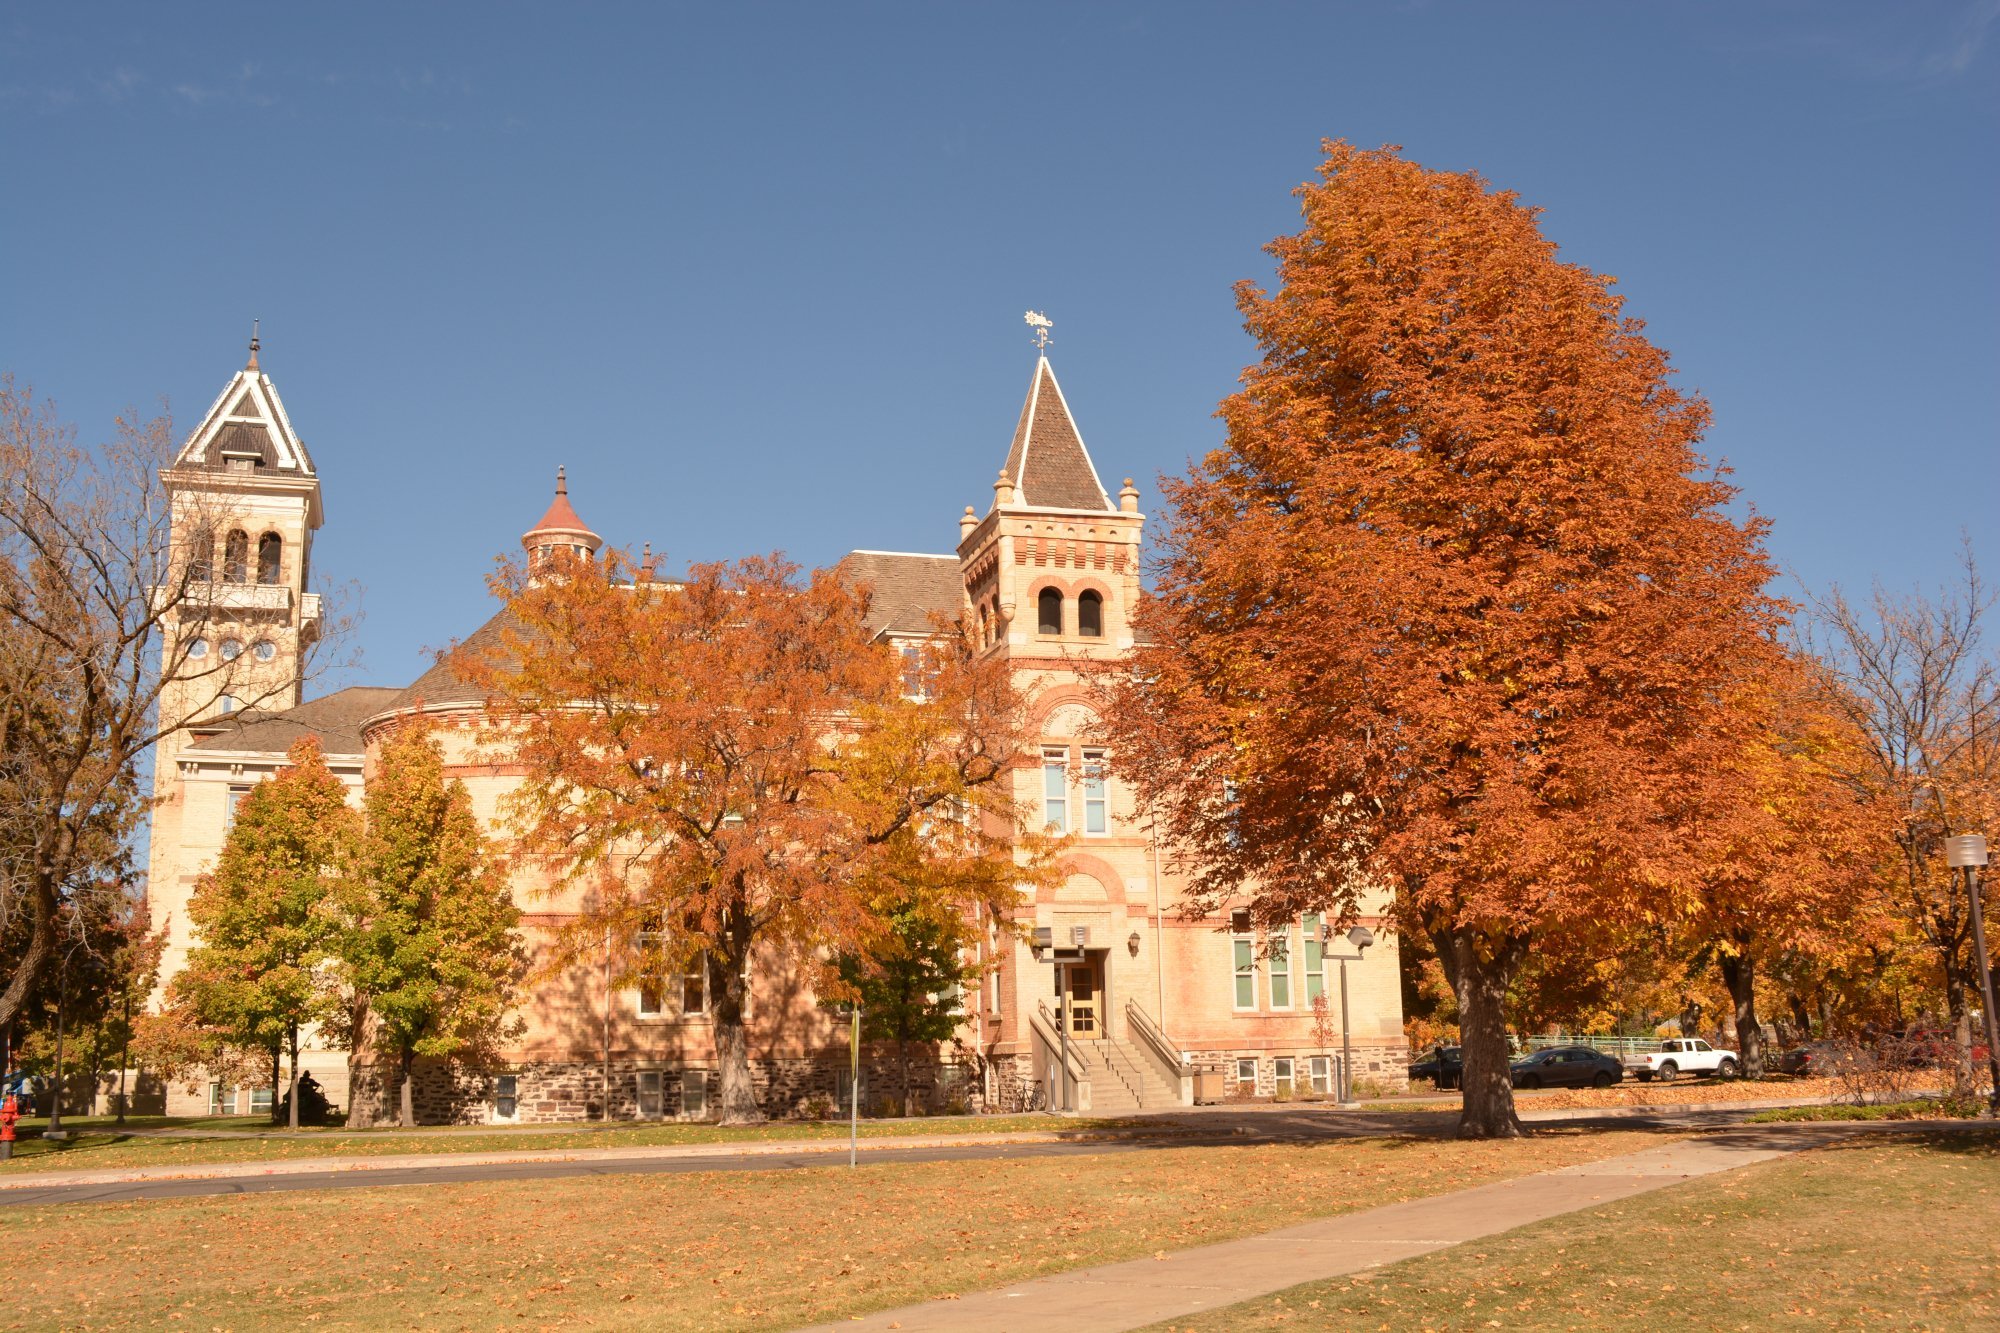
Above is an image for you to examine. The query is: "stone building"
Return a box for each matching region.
[147,339,1407,1122]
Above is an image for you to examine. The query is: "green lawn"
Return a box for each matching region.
[0,1128,1670,1330]
[1,1111,1158,1174]
[1142,1128,2000,1331]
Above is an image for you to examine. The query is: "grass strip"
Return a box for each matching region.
[1139,1128,2000,1331]
[0,1111,1146,1174]
[1745,1098,1983,1123]
[1,1128,1670,1330]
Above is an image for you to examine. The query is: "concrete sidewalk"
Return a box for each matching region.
[797,1129,1830,1333]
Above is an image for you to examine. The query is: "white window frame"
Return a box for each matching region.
[680,1069,709,1119]
[1309,1054,1333,1094]
[1273,1057,1295,1096]
[1231,910,1256,1011]
[249,1086,273,1116]
[1080,748,1108,835]
[1042,748,1070,834]
[1302,914,1326,1004]
[636,1070,664,1118]
[1268,927,1293,1010]
[225,784,253,831]
[1234,1057,1258,1094]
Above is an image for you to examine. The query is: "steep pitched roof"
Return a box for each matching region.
[370,606,524,721]
[522,466,600,551]
[836,551,962,637]
[186,686,403,758]
[1000,356,1112,512]
[172,344,315,476]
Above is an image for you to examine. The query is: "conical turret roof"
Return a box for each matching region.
[522,467,601,555]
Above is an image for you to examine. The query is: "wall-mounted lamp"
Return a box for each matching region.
[1127,931,1141,957]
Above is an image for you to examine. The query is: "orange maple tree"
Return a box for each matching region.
[454,550,1046,1123]
[1674,651,1896,1076]
[1107,142,1784,1137]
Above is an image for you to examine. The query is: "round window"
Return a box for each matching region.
[253,640,278,662]
[219,639,243,662]
[187,637,210,660]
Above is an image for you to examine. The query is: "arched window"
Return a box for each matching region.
[256,532,282,586]
[1037,587,1064,636]
[188,527,214,583]
[978,606,991,648]
[222,530,249,584]
[1077,590,1104,638]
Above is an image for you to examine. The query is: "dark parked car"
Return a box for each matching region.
[1407,1046,1464,1090]
[1509,1045,1624,1090]
[1774,1041,1837,1076]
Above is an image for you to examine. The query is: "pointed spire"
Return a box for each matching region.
[995,354,1112,512]
[522,467,602,562]
[171,335,314,476]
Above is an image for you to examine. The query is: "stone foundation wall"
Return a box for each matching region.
[1193,1043,1409,1100]
[345,1046,1008,1127]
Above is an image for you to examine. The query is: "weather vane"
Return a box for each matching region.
[1024,310,1052,353]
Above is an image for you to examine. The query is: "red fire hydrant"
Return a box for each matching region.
[0,1092,19,1162]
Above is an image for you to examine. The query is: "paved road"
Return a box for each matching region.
[0,1105,1807,1209]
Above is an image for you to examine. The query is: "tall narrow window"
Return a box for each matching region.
[1081,749,1107,834]
[636,929,665,1017]
[222,530,249,584]
[899,644,924,699]
[1042,749,1069,833]
[1077,590,1103,637]
[1231,909,1255,1009]
[188,527,214,582]
[1303,914,1326,1003]
[494,1074,519,1120]
[680,963,706,1017]
[1269,927,1293,1009]
[636,1070,663,1118]
[256,532,282,585]
[1037,587,1063,636]
[1273,1057,1295,1096]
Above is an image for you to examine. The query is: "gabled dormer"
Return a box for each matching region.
[957,353,1143,660]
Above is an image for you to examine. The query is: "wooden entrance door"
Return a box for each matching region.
[1065,962,1098,1038]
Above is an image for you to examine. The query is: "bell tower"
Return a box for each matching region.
[147,334,325,909]
[956,349,1143,662]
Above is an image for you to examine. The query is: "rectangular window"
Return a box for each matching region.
[1268,929,1292,1009]
[1302,914,1326,1003]
[1221,778,1241,847]
[225,785,252,831]
[1273,1058,1295,1096]
[249,1087,273,1115]
[636,1070,663,1118]
[680,966,706,1017]
[680,1070,709,1119]
[494,1074,518,1121]
[1234,1057,1258,1094]
[1042,750,1069,833]
[1309,1055,1333,1094]
[1231,910,1255,1009]
[207,1081,227,1116]
[636,931,665,1017]
[1081,749,1107,834]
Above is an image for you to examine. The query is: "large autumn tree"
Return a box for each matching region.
[1675,651,1894,1076]
[167,737,357,1127]
[455,551,1047,1124]
[1108,142,1783,1137]
[345,723,524,1127]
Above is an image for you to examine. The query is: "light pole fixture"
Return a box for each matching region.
[1944,834,2000,1116]
[1322,924,1376,1104]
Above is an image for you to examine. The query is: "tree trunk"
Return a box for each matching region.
[1439,926,1526,1139]
[399,1048,416,1129]
[269,1046,283,1124]
[287,1024,301,1130]
[1719,949,1762,1077]
[709,931,763,1125]
[899,1039,912,1117]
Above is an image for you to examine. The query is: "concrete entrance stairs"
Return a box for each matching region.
[1075,1037,1180,1113]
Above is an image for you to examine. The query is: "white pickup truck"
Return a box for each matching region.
[1626,1038,1739,1082]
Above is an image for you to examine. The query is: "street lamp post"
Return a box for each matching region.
[1943,834,2000,1117]
[1322,925,1375,1105]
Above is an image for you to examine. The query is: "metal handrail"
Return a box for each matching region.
[1125,1000,1189,1075]
[1031,1001,1087,1110]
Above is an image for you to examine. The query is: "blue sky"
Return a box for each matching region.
[4,2,1995,694]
